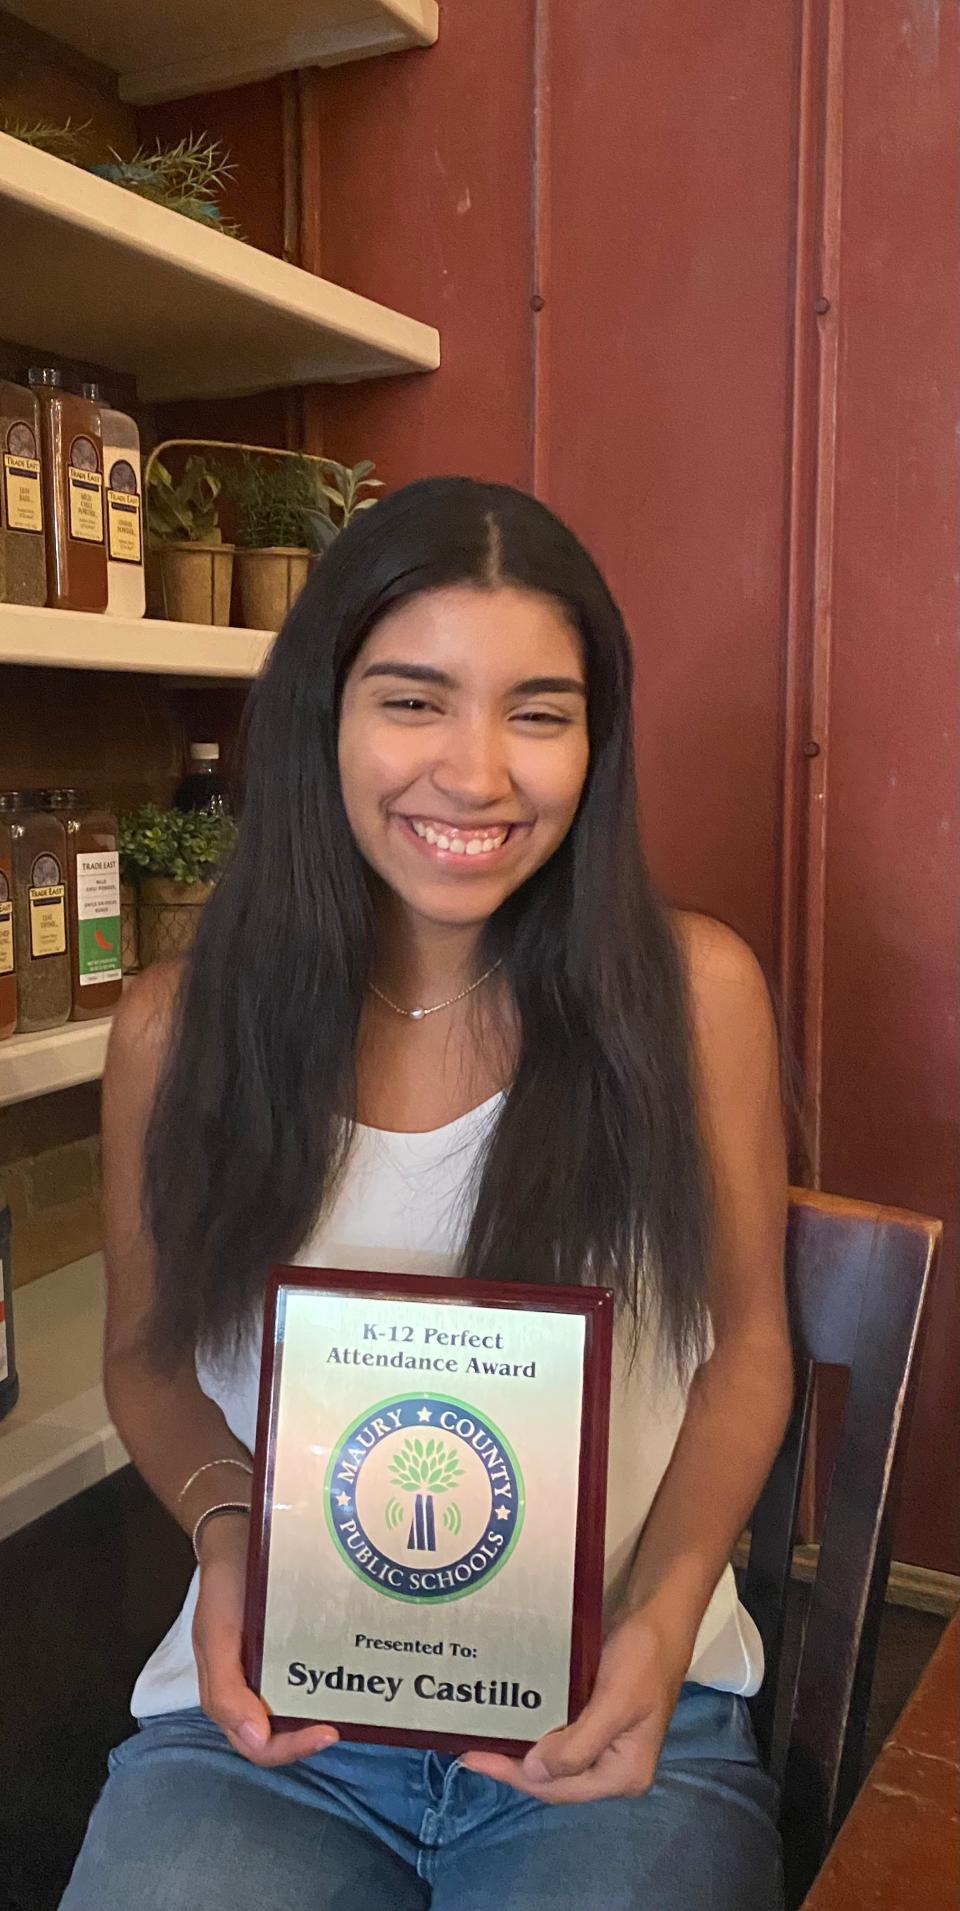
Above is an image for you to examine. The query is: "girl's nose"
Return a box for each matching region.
[430,719,512,808]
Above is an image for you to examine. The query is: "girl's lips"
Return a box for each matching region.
[394,814,525,868]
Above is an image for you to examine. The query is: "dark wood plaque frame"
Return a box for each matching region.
[243,1266,613,1754]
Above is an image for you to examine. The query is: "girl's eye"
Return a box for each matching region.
[513,709,573,727]
[382,696,436,714]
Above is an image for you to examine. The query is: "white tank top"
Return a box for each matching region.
[131,1095,763,1718]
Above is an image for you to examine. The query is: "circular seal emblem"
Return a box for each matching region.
[325,1393,524,1604]
[8,422,37,458]
[70,435,99,473]
[31,853,61,888]
[109,458,139,495]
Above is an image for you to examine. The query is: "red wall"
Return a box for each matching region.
[817,1,960,1567]
[313,2,957,1569]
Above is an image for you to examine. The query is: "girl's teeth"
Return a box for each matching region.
[409,820,509,853]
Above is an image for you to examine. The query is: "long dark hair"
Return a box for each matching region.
[144,477,711,1373]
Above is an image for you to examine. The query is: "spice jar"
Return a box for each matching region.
[81,384,145,619]
[0,380,46,606]
[10,793,72,1033]
[28,368,108,614]
[41,790,122,1020]
[0,795,17,1040]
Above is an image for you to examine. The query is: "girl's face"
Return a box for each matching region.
[338,585,590,931]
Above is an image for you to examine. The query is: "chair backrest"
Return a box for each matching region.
[742,1186,941,1907]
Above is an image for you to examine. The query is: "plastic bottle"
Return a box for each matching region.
[0,795,17,1040]
[0,1202,18,1422]
[10,793,72,1033]
[41,790,123,1021]
[174,742,232,816]
[0,378,46,606]
[82,383,145,619]
[27,368,108,614]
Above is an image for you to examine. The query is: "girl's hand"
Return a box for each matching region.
[192,1512,340,1767]
[460,1607,690,1803]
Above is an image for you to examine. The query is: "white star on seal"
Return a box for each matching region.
[336,1493,351,1507]
[495,1505,510,1521]
[416,1408,433,1422]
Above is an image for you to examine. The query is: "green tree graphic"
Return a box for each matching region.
[389,1438,462,1553]
[389,1437,462,1493]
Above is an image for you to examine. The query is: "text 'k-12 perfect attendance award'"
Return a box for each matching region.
[243,1268,613,1753]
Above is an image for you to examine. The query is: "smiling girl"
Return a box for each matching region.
[62,478,791,1910]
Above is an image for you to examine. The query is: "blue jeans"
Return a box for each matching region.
[60,1686,783,1909]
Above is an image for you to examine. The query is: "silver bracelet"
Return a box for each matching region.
[192,1500,252,1564]
[177,1457,254,1506]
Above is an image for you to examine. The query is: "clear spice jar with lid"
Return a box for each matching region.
[81,384,145,618]
[0,794,18,1040]
[10,792,72,1033]
[40,790,123,1020]
[0,379,46,606]
[27,368,108,614]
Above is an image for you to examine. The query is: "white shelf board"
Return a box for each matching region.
[0,1253,127,1543]
[0,131,440,402]
[0,602,274,679]
[0,1016,112,1110]
[2,0,437,104]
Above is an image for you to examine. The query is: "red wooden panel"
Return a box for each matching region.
[818,1,960,1571]
[537,2,802,970]
[311,0,537,491]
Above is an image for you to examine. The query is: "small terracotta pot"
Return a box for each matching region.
[157,542,235,627]
[235,547,312,631]
[138,878,214,968]
[120,881,139,973]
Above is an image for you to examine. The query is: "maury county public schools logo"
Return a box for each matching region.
[324,1394,524,1604]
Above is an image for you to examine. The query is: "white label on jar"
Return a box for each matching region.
[0,900,13,976]
[30,885,66,958]
[68,468,105,544]
[77,850,122,985]
[3,453,43,533]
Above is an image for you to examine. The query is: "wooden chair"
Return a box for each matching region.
[742,1187,942,1908]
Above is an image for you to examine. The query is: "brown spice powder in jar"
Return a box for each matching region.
[0,796,17,1039]
[28,369,108,614]
[10,796,72,1032]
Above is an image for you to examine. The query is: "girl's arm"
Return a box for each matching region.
[464,913,792,1800]
[102,965,336,1766]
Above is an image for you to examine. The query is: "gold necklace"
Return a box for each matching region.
[368,959,503,1022]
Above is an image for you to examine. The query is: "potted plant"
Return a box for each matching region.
[146,456,235,626]
[222,452,383,630]
[119,805,238,968]
[222,454,316,631]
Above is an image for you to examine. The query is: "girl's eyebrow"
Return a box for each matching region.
[361,662,586,697]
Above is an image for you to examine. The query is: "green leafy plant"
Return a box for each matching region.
[88,135,240,233]
[119,806,237,886]
[220,454,319,549]
[1,115,90,161]
[304,459,383,552]
[388,1438,463,1495]
[147,457,223,543]
[220,453,382,552]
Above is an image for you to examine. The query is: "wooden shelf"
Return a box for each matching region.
[0,602,274,679]
[0,1017,112,1110]
[2,0,438,104]
[0,131,440,402]
[0,1254,125,1543]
